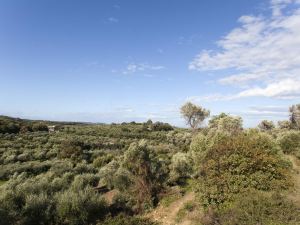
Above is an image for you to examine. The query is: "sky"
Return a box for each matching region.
[0,0,300,127]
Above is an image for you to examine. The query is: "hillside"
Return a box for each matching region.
[1,112,300,225]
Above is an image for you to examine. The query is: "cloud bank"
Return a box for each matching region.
[189,0,300,100]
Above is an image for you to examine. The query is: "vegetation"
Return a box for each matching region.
[180,102,210,130]
[0,103,300,225]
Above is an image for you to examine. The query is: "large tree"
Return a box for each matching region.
[180,102,210,130]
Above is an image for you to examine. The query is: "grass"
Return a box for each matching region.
[160,192,182,207]
[175,201,196,223]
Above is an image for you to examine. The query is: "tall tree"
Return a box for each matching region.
[180,102,210,130]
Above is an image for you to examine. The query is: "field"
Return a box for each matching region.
[1,111,300,225]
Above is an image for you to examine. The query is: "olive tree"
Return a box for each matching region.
[120,140,166,212]
[289,104,300,129]
[209,113,243,134]
[180,102,210,130]
[258,120,275,131]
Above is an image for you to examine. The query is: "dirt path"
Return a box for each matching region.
[146,192,196,225]
[286,155,300,205]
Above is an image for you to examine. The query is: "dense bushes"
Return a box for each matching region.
[56,188,107,225]
[1,114,299,225]
[277,130,300,158]
[168,152,192,184]
[192,131,292,206]
[0,172,107,225]
[206,191,300,225]
[105,141,168,212]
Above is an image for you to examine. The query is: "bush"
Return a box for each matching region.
[169,152,192,184]
[277,130,300,156]
[22,193,53,225]
[59,139,85,162]
[215,191,300,225]
[151,122,173,131]
[209,113,242,134]
[56,188,107,225]
[101,214,157,225]
[93,154,113,168]
[120,140,167,212]
[194,131,292,206]
[258,120,275,131]
[32,123,48,132]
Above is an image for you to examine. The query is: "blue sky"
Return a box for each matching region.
[0,0,299,127]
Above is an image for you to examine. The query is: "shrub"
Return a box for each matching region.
[32,123,48,132]
[70,174,99,191]
[22,193,53,225]
[215,191,300,225]
[120,140,167,212]
[99,160,120,189]
[169,152,192,184]
[59,139,85,162]
[277,130,300,156]
[258,120,275,131]
[151,122,174,131]
[100,214,157,225]
[93,154,113,168]
[194,131,292,207]
[56,188,107,225]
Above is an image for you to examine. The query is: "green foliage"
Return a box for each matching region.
[208,113,243,134]
[1,114,299,224]
[56,188,107,225]
[277,130,300,158]
[151,122,173,131]
[93,154,113,168]
[22,193,54,225]
[100,214,158,225]
[278,120,292,130]
[32,122,48,132]
[169,152,192,184]
[119,140,167,212]
[59,139,85,161]
[0,116,21,134]
[258,120,275,131]
[215,191,300,225]
[289,104,300,129]
[99,160,120,189]
[180,102,210,130]
[194,131,292,207]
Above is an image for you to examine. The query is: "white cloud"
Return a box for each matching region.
[237,78,300,99]
[122,63,165,75]
[189,0,300,100]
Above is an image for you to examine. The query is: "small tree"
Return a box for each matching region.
[120,140,166,212]
[278,120,292,130]
[258,120,275,131]
[209,113,243,134]
[289,104,300,129]
[180,102,210,130]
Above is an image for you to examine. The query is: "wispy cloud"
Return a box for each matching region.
[107,17,119,23]
[189,0,300,100]
[241,105,289,118]
[113,4,120,10]
[122,63,165,75]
